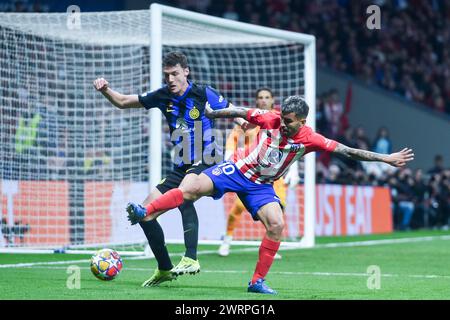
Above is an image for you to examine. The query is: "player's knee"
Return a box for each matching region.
[267,219,284,237]
[180,185,200,201]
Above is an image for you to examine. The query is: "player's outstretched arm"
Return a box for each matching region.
[205,102,249,119]
[333,143,414,167]
[93,77,142,109]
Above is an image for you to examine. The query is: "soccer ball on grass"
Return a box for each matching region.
[90,248,123,281]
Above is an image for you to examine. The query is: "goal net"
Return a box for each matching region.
[0,5,316,254]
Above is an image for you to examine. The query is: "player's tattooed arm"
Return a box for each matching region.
[333,143,414,167]
[205,102,249,119]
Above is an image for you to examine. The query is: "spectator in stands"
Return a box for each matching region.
[425,171,450,230]
[323,89,344,140]
[180,0,450,115]
[395,168,416,230]
[354,126,370,151]
[372,127,392,155]
[316,91,330,136]
[434,170,450,230]
[222,0,239,21]
[410,169,427,229]
[428,154,445,176]
[13,90,42,179]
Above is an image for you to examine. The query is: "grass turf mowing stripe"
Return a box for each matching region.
[1,234,450,269]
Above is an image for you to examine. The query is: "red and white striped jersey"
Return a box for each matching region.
[231,109,338,184]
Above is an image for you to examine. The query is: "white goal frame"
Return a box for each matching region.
[149,4,316,248]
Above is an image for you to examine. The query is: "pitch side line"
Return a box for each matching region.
[312,235,450,249]
[1,235,449,269]
[4,264,450,280]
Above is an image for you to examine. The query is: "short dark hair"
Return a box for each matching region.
[255,87,274,99]
[163,51,188,69]
[281,95,309,118]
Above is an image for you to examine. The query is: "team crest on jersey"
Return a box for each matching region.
[290,143,304,152]
[189,106,200,119]
[268,150,283,164]
[212,168,222,176]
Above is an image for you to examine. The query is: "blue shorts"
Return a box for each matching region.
[202,161,281,220]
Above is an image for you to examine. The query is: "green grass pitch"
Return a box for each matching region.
[1,230,449,300]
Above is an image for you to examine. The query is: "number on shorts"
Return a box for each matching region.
[218,162,235,175]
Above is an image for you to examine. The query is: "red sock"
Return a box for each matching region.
[145,188,184,216]
[251,236,280,284]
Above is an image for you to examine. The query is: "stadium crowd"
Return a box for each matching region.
[169,0,450,116]
[3,1,450,115]
[312,88,450,231]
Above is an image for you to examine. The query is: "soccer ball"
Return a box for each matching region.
[90,248,123,281]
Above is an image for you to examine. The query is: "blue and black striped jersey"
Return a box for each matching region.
[138,81,229,167]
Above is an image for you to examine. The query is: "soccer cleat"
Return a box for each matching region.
[247,278,277,295]
[218,235,232,257]
[218,242,230,257]
[126,202,147,225]
[141,269,176,287]
[171,256,201,276]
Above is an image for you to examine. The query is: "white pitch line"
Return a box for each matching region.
[0,259,91,268]
[1,235,449,269]
[6,265,450,280]
[312,235,450,249]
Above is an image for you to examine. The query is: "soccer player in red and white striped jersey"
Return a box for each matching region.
[231,107,337,184]
[126,95,414,294]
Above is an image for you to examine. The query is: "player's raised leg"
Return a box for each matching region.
[127,173,215,224]
[247,202,284,295]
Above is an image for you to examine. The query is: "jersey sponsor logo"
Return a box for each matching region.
[186,161,202,172]
[189,106,200,119]
[212,167,222,176]
[166,102,174,112]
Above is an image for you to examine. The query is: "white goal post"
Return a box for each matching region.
[0,4,316,254]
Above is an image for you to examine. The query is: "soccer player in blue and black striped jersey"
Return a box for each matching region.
[93,51,233,287]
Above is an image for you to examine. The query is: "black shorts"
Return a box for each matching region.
[156,163,212,194]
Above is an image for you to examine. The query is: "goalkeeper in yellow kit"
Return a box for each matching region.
[217,88,299,258]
